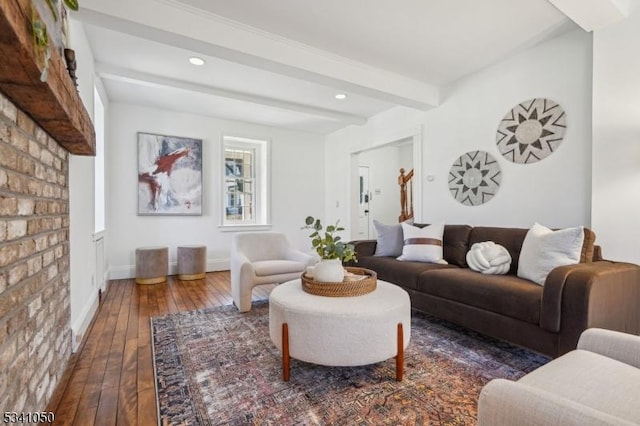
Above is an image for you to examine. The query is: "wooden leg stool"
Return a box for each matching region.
[177,245,207,280]
[135,246,168,284]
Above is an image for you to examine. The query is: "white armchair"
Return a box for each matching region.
[230,232,316,312]
[478,328,640,426]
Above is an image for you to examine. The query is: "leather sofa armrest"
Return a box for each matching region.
[478,379,635,426]
[541,261,640,356]
[578,328,640,369]
[541,263,596,333]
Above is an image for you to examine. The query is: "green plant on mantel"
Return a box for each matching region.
[303,216,357,262]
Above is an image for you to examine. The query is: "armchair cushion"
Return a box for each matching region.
[253,260,307,277]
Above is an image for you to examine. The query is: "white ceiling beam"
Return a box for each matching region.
[95,63,368,125]
[76,0,439,110]
[547,0,628,31]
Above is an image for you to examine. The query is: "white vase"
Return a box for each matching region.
[313,259,345,283]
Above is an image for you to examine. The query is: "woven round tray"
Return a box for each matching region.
[301,267,377,297]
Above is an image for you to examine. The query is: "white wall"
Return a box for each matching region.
[326,29,593,239]
[107,104,325,278]
[68,19,101,349]
[592,3,640,264]
[358,145,403,231]
[398,142,413,172]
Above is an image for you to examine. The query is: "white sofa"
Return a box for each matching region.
[230,232,316,312]
[478,328,640,426]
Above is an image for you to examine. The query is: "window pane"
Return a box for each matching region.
[224,146,255,223]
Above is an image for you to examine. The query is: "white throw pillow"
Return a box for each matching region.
[397,223,447,264]
[517,223,584,285]
[466,241,511,275]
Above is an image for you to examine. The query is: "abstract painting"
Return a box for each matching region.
[137,132,202,215]
[496,98,566,164]
[448,150,501,206]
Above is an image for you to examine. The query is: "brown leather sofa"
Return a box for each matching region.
[349,225,640,358]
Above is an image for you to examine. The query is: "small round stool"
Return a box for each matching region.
[135,246,168,285]
[177,245,207,280]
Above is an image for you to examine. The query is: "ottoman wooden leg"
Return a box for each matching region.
[282,323,290,382]
[396,323,404,381]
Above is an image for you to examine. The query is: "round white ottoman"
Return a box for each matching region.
[269,279,411,381]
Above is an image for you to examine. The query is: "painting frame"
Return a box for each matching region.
[137,132,203,216]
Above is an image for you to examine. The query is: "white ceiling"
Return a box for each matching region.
[76,0,597,134]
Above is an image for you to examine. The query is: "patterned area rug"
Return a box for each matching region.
[151,301,549,425]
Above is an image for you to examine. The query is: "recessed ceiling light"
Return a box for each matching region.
[335,93,347,100]
[189,57,205,66]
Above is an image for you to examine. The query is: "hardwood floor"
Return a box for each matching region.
[46,272,275,425]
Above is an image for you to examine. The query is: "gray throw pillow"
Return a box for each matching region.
[373,219,412,257]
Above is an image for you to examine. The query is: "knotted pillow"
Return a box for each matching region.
[466,241,512,275]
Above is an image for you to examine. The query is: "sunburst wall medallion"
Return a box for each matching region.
[496,98,566,164]
[448,150,501,206]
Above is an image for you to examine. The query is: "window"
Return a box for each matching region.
[221,135,269,227]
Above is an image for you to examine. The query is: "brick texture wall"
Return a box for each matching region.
[0,92,71,411]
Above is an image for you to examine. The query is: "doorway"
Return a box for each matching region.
[349,128,422,240]
[357,166,371,238]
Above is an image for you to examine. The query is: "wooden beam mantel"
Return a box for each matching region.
[0,1,95,155]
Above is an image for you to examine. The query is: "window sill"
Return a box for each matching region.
[218,224,273,232]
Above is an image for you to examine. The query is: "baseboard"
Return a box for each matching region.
[207,258,230,272]
[109,264,135,280]
[108,257,230,280]
[70,290,99,353]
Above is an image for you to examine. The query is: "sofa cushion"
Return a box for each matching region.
[418,269,543,324]
[356,256,458,291]
[469,227,529,275]
[469,227,597,275]
[581,228,596,262]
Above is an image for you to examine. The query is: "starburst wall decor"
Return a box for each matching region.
[496,98,566,164]
[448,150,501,206]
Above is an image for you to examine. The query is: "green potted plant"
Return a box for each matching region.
[303,216,356,282]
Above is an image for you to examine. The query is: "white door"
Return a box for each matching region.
[358,166,371,239]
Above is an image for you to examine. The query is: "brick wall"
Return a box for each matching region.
[0,92,71,411]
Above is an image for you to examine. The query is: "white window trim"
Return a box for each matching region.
[218,224,272,233]
[219,134,271,230]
